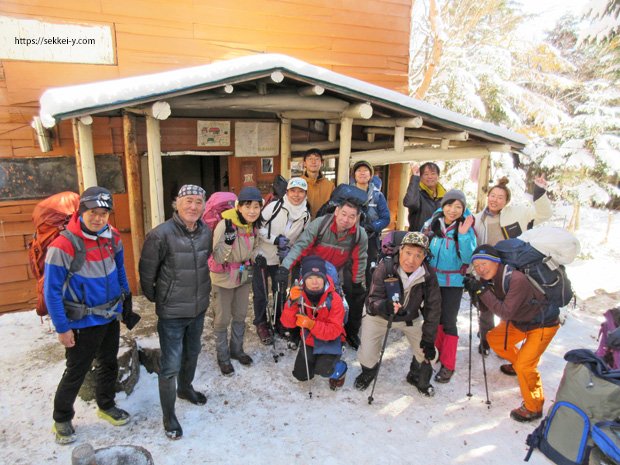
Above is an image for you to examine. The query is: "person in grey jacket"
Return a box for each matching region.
[139,184,212,441]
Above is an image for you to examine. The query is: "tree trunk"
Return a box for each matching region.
[414,0,443,99]
[567,201,581,232]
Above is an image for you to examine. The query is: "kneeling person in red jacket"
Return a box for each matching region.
[281,256,347,390]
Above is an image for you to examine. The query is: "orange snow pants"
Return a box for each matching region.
[487,320,559,413]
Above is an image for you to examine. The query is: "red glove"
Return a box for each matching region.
[289,285,303,303]
[296,314,315,330]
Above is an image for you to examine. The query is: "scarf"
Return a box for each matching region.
[282,195,308,221]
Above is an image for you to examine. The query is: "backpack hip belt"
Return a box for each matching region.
[63,295,122,321]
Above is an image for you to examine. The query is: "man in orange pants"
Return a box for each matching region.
[464,245,561,422]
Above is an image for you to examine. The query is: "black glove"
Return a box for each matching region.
[275,266,290,288]
[420,340,436,361]
[224,219,236,245]
[254,254,267,268]
[121,292,141,330]
[364,224,375,236]
[464,275,487,296]
[351,282,366,298]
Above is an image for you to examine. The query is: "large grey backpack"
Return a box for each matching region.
[525,350,620,465]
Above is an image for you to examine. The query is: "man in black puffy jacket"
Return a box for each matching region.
[354,232,441,396]
[139,184,212,440]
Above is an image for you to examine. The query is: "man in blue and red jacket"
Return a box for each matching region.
[44,186,131,444]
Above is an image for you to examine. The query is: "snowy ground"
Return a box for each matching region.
[0,206,618,465]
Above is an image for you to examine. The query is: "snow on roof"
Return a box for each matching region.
[38,53,527,146]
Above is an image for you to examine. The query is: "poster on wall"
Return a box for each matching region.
[197,121,231,147]
[235,122,279,157]
[261,158,274,174]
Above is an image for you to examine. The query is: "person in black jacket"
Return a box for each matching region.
[354,232,442,396]
[403,162,447,232]
[139,184,212,440]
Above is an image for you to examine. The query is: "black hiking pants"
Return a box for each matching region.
[292,343,340,381]
[53,319,120,422]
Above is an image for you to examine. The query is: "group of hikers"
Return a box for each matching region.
[44,147,561,444]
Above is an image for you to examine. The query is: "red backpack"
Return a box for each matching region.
[202,192,237,230]
[28,192,80,316]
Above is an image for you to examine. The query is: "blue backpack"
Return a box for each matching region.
[495,238,574,308]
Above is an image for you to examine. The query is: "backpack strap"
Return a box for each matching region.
[59,230,86,303]
[263,198,284,238]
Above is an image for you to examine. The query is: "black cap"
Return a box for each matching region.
[79,186,113,214]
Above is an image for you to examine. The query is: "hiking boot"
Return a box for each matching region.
[500,364,517,376]
[328,361,347,391]
[346,334,361,351]
[52,421,76,445]
[256,323,273,345]
[218,360,235,376]
[510,403,543,422]
[434,365,454,384]
[354,366,377,391]
[231,352,253,366]
[177,386,207,405]
[97,406,130,426]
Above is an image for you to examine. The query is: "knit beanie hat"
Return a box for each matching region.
[352,160,374,176]
[237,186,264,204]
[441,189,467,209]
[79,186,113,214]
[471,244,502,263]
[177,184,206,199]
[301,255,327,282]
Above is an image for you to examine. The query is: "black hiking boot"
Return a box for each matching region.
[434,365,454,384]
[52,421,76,445]
[177,385,207,405]
[354,365,377,391]
[218,360,235,376]
[231,352,253,366]
[97,406,130,426]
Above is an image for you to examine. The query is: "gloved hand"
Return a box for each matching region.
[121,292,141,330]
[289,284,303,303]
[254,254,267,268]
[275,266,290,288]
[224,219,236,245]
[420,340,436,361]
[364,224,375,236]
[275,235,291,260]
[351,282,366,298]
[296,314,315,330]
[463,275,487,295]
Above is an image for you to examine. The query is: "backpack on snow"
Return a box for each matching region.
[596,307,620,370]
[202,192,237,230]
[525,349,620,465]
[495,227,580,309]
[27,191,120,317]
[315,183,368,219]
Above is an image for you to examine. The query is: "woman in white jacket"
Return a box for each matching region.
[252,178,311,344]
[473,175,553,353]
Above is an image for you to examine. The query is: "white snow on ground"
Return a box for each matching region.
[0,205,618,465]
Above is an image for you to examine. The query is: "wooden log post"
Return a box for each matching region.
[476,154,491,213]
[394,126,409,231]
[73,117,97,191]
[146,115,165,228]
[280,118,291,178]
[72,119,84,192]
[337,117,353,185]
[122,113,145,294]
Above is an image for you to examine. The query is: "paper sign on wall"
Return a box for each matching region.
[235,122,279,157]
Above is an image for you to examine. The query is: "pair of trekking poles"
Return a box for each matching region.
[367,297,492,406]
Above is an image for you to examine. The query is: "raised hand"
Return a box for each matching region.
[458,215,474,234]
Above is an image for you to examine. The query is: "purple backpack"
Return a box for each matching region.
[596,307,620,369]
[202,192,237,231]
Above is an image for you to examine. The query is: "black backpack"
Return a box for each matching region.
[315,183,368,219]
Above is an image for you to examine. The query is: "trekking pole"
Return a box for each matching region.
[297,282,312,399]
[467,299,473,398]
[476,306,492,407]
[368,310,395,405]
[270,283,285,362]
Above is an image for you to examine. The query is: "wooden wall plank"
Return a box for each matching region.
[0,235,25,253]
[0,250,28,268]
